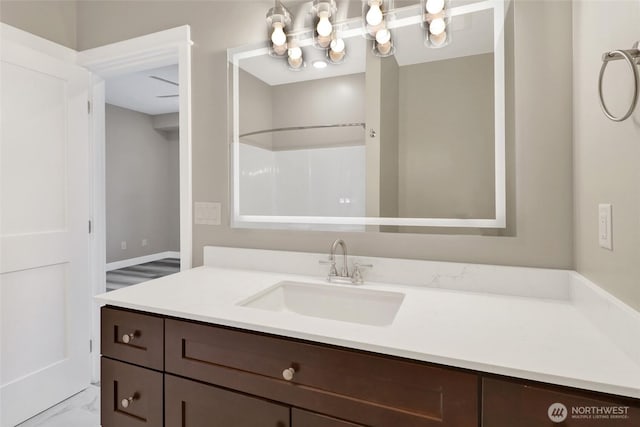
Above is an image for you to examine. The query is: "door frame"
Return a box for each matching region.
[78,26,193,381]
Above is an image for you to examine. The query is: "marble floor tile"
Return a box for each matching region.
[17,384,100,427]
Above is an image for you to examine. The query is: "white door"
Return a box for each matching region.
[0,25,91,426]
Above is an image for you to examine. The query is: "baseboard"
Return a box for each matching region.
[106,251,180,271]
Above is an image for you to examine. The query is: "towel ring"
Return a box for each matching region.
[598,42,640,122]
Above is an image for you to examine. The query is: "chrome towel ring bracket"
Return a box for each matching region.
[598,41,640,122]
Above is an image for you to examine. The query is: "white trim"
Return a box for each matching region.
[106,251,181,272]
[230,2,507,229]
[80,25,192,383]
[88,76,106,383]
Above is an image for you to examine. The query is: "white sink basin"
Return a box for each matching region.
[238,281,405,326]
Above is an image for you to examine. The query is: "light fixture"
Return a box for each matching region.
[373,27,394,57]
[287,44,304,70]
[328,37,346,63]
[311,0,337,49]
[363,0,389,40]
[264,0,453,72]
[422,0,451,48]
[266,0,292,57]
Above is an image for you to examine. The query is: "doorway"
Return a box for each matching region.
[104,64,181,291]
[79,25,193,383]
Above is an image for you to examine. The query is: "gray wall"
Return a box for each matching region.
[76,1,572,269]
[105,104,179,262]
[398,53,495,220]
[573,0,640,310]
[1,1,577,288]
[0,0,77,49]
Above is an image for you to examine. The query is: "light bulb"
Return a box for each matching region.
[366,2,383,26]
[429,17,446,35]
[330,38,345,53]
[288,46,302,60]
[317,11,333,37]
[271,22,287,46]
[375,28,391,44]
[426,0,445,14]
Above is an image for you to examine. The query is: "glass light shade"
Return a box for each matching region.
[266,1,292,57]
[429,30,448,47]
[328,38,346,63]
[362,0,388,40]
[372,28,395,57]
[312,0,337,49]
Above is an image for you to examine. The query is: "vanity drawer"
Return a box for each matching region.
[101,306,163,370]
[165,319,478,426]
[165,374,290,427]
[482,377,640,426]
[101,357,163,427]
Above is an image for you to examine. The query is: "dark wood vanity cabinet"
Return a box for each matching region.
[482,377,640,427]
[101,306,640,427]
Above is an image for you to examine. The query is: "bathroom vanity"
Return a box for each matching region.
[96,247,640,426]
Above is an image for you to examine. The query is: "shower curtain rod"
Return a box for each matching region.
[239,122,366,138]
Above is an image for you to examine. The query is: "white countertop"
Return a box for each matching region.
[96,264,640,399]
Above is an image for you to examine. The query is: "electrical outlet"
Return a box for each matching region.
[598,204,613,250]
[121,241,127,250]
[142,239,148,247]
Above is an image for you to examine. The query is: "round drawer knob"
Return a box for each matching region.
[282,367,295,381]
[121,395,136,408]
[122,332,137,344]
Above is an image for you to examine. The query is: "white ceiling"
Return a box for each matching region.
[106,65,179,115]
[235,2,494,87]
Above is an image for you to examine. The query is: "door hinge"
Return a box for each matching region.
[87,100,91,114]
[88,220,92,234]
[90,339,93,353]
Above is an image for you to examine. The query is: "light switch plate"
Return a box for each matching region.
[598,204,612,250]
[195,202,222,226]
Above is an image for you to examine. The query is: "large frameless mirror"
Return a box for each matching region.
[229,0,506,231]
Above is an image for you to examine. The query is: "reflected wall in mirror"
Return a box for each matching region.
[229,0,505,230]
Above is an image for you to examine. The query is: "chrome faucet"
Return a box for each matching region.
[329,239,349,279]
[320,239,373,284]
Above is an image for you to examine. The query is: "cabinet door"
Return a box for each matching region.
[483,377,640,427]
[165,374,290,427]
[101,358,163,427]
[292,408,365,427]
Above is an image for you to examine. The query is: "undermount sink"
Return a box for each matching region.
[238,281,405,326]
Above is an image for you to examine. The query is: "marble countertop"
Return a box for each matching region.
[95,264,640,399]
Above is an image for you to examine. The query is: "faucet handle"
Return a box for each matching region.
[319,258,338,277]
[351,262,373,285]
